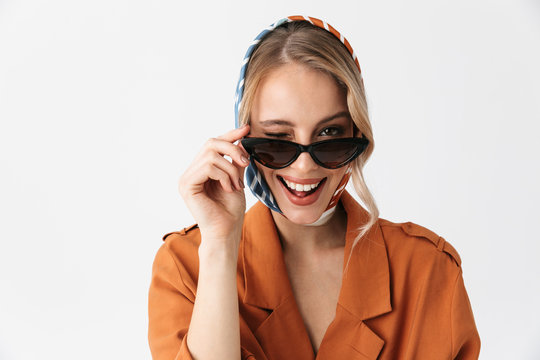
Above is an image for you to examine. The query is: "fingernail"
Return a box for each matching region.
[240,123,248,128]
[241,156,248,164]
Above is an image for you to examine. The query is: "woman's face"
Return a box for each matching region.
[249,62,354,224]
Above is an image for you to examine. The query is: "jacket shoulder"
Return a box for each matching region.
[379,218,461,267]
[158,224,201,292]
[162,223,200,242]
[160,223,201,263]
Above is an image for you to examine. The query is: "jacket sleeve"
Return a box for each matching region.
[451,268,481,359]
[148,243,196,360]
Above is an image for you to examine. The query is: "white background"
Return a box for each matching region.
[1,0,539,359]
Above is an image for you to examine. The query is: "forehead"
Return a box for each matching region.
[250,62,348,127]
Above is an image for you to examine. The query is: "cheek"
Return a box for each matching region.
[255,164,275,186]
[329,169,346,185]
[326,168,350,196]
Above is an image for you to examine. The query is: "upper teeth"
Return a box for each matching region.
[283,179,321,192]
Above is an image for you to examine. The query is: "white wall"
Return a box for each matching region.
[1,0,539,359]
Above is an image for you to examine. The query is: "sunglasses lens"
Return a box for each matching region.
[250,142,297,168]
[313,141,359,168]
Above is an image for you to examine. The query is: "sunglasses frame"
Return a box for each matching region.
[241,135,370,170]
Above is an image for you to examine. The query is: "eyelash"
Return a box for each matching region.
[264,132,288,138]
[264,126,344,138]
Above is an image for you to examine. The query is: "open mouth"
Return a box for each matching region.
[278,176,327,198]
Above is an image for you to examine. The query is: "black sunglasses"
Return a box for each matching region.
[241,135,369,170]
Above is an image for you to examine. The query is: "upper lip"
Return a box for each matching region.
[278,175,326,184]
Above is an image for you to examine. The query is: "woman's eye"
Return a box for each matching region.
[319,127,342,136]
[264,132,288,138]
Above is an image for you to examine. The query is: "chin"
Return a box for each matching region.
[276,207,325,225]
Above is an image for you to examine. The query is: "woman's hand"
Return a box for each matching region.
[178,125,251,246]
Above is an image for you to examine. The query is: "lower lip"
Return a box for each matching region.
[278,176,327,206]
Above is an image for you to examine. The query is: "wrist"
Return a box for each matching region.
[198,235,241,260]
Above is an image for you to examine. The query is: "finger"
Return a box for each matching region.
[217,124,251,143]
[229,147,248,181]
[237,141,248,156]
[204,138,250,167]
[232,161,247,191]
[181,154,236,194]
[211,153,243,190]
[205,165,235,193]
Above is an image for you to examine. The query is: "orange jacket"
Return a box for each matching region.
[148,191,480,359]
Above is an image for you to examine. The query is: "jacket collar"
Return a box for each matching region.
[241,190,392,321]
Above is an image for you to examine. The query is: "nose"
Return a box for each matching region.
[289,149,319,172]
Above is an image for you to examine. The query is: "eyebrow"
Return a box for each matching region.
[259,110,351,127]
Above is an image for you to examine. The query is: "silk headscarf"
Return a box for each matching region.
[234,15,364,222]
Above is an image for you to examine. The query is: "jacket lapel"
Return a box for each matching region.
[242,200,315,359]
[317,191,392,359]
[241,191,392,359]
[338,191,392,321]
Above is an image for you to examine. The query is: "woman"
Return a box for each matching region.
[148,16,481,360]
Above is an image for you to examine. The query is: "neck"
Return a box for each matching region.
[271,203,348,257]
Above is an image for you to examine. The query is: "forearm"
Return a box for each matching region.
[186,240,241,360]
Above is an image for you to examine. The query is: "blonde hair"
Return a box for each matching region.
[238,21,379,273]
